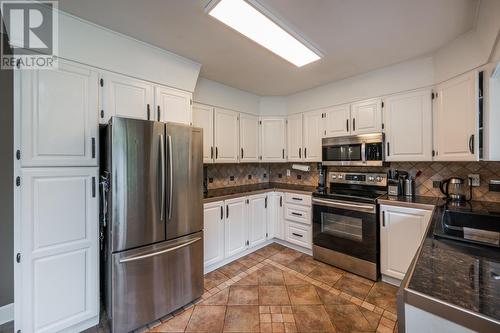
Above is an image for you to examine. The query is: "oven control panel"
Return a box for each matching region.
[329,172,387,186]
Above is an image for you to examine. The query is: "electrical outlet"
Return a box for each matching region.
[297,175,302,180]
[468,174,480,187]
[208,177,214,183]
[229,176,235,181]
[278,173,282,178]
[248,175,252,179]
[286,169,291,177]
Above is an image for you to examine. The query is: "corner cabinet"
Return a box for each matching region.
[155,86,192,125]
[350,98,383,135]
[260,117,286,162]
[380,204,432,282]
[384,89,433,161]
[192,103,215,163]
[433,71,478,161]
[214,108,239,163]
[239,113,260,162]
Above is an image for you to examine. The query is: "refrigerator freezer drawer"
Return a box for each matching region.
[110,232,203,333]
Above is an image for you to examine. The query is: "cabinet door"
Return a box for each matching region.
[380,205,432,280]
[350,98,383,135]
[287,114,303,161]
[155,86,192,125]
[214,108,239,163]
[303,110,323,162]
[239,113,260,162]
[20,60,98,167]
[19,168,99,333]
[384,89,433,161]
[248,194,268,247]
[192,103,214,163]
[102,71,153,123]
[268,192,284,240]
[324,104,350,137]
[261,117,286,162]
[224,197,247,257]
[434,72,477,161]
[203,201,225,267]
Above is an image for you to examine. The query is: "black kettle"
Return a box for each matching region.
[440,177,472,202]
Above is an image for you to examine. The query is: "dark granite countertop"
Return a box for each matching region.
[403,201,500,332]
[203,182,317,203]
[377,194,439,210]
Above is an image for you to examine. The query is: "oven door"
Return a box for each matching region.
[312,198,378,263]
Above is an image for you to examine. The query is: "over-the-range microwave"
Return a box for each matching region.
[322,133,385,166]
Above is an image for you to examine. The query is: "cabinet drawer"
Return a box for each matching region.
[284,204,311,225]
[284,192,311,206]
[286,222,311,249]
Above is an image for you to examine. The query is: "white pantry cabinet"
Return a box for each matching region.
[224,197,248,258]
[260,117,287,162]
[203,201,225,267]
[287,114,303,162]
[302,110,323,162]
[239,113,260,162]
[101,71,153,123]
[350,98,383,135]
[192,103,215,163]
[248,194,268,247]
[20,60,99,167]
[384,89,433,161]
[214,108,239,163]
[323,104,350,138]
[434,71,478,161]
[380,204,432,281]
[155,86,192,125]
[19,167,99,333]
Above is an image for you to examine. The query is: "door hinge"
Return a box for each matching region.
[259,120,262,125]
[100,110,104,119]
[381,101,384,108]
[246,240,249,246]
[246,199,249,204]
[16,253,21,263]
[16,150,21,160]
[266,233,268,238]
[99,78,104,87]
[432,150,435,157]
[190,99,193,105]
[15,176,20,187]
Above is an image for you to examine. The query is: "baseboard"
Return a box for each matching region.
[273,238,312,256]
[0,303,13,325]
[381,274,402,287]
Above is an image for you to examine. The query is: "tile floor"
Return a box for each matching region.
[145,243,398,333]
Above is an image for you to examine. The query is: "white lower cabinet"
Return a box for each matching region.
[203,201,225,267]
[284,193,312,249]
[224,197,248,258]
[268,192,284,240]
[19,167,99,333]
[286,222,311,249]
[380,204,433,281]
[248,194,268,247]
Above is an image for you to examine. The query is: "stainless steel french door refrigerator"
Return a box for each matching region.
[102,117,203,333]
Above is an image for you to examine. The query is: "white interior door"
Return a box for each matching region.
[192,103,214,163]
[19,167,99,333]
[350,98,382,135]
[102,71,153,123]
[224,198,247,258]
[303,110,323,162]
[324,104,351,137]
[260,117,286,162]
[155,86,192,125]
[20,60,98,167]
[384,89,433,161]
[248,194,267,247]
[203,201,225,267]
[239,113,259,162]
[287,114,303,161]
[380,205,432,280]
[214,108,239,163]
[434,71,477,161]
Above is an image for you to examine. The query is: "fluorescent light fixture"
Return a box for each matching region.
[207,0,321,67]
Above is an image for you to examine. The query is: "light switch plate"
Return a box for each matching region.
[286,169,291,177]
[468,174,480,187]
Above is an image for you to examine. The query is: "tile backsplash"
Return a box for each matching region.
[205,161,500,202]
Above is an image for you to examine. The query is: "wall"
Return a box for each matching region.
[259,96,287,116]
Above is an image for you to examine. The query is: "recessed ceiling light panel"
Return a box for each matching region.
[207,0,321,67]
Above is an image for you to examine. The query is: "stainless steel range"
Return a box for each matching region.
[312,172,387,281]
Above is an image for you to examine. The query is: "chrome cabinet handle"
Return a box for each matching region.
[119,237,202,263]
[160,134,165,220]
[167,135,173,220]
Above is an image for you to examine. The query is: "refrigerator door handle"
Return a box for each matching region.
[118,237,202,263]
[160,134,165,220]
[167,135,173,220]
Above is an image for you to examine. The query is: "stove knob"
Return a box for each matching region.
[368,176,374,182]
[331,175,337,179]
[338,174,343,179]
[375,176,382,182]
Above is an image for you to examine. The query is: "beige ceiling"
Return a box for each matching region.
[58,0,479,95]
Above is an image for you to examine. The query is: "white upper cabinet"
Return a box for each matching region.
[101,71,153,123]
[224,197,248,258]
[287,114,303,161]
[248,194,268,247]
[214,108,239,163]
[155,86,192,125]
[192,103,214,163]
[323,104,350,138]
[303,110,323,162]
[261,117,287,162]
[384,89,433,161]
[20,60,99,167]
[434,71,478,161]
[239,113,260,162]
[350,98,383,135]
[203,201,225,267]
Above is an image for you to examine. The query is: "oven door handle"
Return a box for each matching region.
[312,198,375,214]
